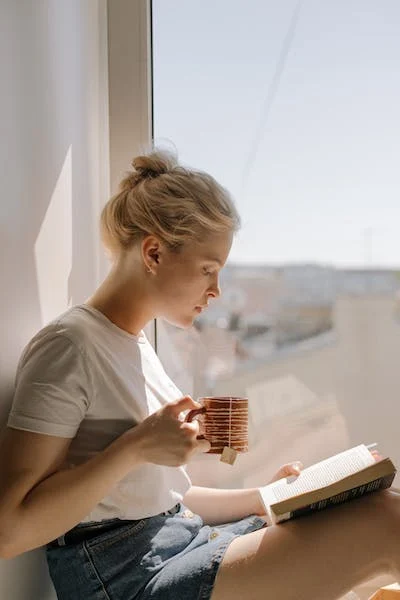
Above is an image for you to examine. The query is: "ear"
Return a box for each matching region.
[141,235,164,273]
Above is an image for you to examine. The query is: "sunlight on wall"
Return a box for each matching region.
[34,145,72,326]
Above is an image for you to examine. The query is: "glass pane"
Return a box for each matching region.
[152,0,400,490]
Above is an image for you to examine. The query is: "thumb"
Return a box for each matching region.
[287,461,303,475]
[196,437,212,454]
[168,395,201,418]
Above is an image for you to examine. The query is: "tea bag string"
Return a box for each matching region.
[228,397,232,448]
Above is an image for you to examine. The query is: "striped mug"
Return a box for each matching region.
[185,396,248,454]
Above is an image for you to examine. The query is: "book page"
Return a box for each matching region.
[260,445,376,507]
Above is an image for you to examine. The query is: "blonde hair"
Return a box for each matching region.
[101,149,240,256]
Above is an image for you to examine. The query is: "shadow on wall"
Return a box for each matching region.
[0,1,105,597]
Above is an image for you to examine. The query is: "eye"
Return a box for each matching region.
[202,267,213,276]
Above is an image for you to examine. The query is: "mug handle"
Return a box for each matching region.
[185,406,206,422]
[184,406,207,440]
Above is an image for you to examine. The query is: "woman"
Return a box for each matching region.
[0,149,399,600]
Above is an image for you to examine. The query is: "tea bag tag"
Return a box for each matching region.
[220,446,237,465]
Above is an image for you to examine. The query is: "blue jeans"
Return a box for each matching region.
[46,503,266,600]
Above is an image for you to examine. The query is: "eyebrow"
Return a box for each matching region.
[204,257,222,265]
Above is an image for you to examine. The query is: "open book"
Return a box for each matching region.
[258,444,396,526]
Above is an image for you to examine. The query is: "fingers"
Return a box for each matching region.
[181,419,211,454]
[371,450,384,462]
[196,437,211,453]
[167,395,201,419]
[181,418,201,437]
[290,461,303,474]
[280,461,303,477]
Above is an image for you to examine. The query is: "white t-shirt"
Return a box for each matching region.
[8,305,192,522]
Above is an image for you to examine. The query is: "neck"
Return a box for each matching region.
[86,262,154,336]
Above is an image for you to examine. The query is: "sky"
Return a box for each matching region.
[152,0,400,268]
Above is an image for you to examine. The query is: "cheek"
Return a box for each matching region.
[165,276,205,305]
[158,270,196,297]
[157,259,206,300]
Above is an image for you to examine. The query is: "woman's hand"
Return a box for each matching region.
[267,449,381,485]
[370,449,384,462]
[268,461,303,483]
[124,396,211,466]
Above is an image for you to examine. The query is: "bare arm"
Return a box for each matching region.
[0,396,209,559]
[182,462,305,525]
[182,486,264,525]
[0,427,144,558]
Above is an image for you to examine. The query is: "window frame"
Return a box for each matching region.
[106,0,156,345]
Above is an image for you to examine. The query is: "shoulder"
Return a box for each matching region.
[18,306,95,372]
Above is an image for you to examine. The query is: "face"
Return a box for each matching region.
[150,230,233,328]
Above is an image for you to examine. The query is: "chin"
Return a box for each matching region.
[164,315,195,330]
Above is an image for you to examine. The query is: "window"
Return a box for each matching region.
[152,1,400,488]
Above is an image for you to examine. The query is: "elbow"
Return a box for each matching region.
[0,518,48,559]
[0,520,21,560]
[0,536,13,560]
[0,536,24,560]
[0,544,15,560]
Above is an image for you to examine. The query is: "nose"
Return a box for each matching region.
[207,276,221,299]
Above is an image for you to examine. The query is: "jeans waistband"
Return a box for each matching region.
[47,503,181,549]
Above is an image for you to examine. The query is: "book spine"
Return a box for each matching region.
[275,473,396,524]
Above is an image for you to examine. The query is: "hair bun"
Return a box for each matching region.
[131,150,178,180]
[119,149,178,193]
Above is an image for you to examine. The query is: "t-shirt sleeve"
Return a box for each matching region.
[7,333,91,438]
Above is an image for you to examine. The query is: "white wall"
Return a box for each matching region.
[0,1,109,596]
